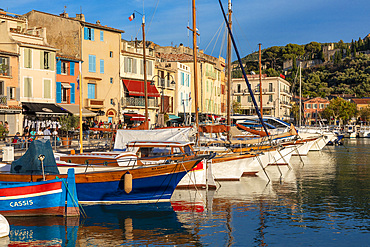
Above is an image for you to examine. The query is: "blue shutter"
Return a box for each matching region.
[100,31,104,41]
[100,59,104,74]
[91,29,95,41]
[70,62,75,76]
[88,84,95,99]
[70,83,75,104]
[56,60,61,74]
[84,27,88,40]
[89,55,96,72]
[56,82,62,103]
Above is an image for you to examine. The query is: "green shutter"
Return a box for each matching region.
[49,53,55,71]
[24,48,29,68]
[40,50,44,69]
[44,79,51,98]
[24,78,31,97]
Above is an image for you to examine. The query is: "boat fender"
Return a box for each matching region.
[0,214,9,238]
[71,150,75,155]
[124,172,133,194]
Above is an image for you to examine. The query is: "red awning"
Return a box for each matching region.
[122,79,160,97]
[124,113,149,121]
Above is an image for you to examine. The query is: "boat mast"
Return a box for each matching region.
[299,64,301,127]
[79,62,83,153]
[259,43,263,118]
[226,0,232,141]
[191,0,199,143]
[142,15,149,129]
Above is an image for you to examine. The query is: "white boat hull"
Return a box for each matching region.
[177,159,216,189]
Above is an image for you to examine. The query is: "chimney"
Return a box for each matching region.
[75,13,85,22]
[96,20,100,25]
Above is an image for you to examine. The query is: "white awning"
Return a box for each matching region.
[61,83,72,89]
[58,104,97,117]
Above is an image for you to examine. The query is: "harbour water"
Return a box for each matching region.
[2,139,369,246]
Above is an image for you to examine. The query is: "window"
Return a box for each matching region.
[110,51,113,58]
[187,74,190,87]
[62,86,68,102]
[248,96,252,102]
[124,57,133,73]
[89,55,96,72]
[0,56,9,75]
[306,104,311,109]
[61,62,68,74]
[40,51,54,70]
[268,83,272,92]
[0,81,3,96]
[269,95,273,102]
[313,104,317,109]
[84,27,94,41]
[237,84,241,93]
[110,78,113,84]
[43,79,51,99]
[100,31,104,41]
[237,96,241,103]
[7,87,16,100]
[24,48,32,68]
[181,72,185,85]
[24,77,32,97]
[320,103,324,109]
[87,83,96,99]
[100,59,104,74]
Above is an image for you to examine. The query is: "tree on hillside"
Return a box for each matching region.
[263,46,281,70]
[322,98,358,124]
[282,43,304,60]
[264,68,280,77]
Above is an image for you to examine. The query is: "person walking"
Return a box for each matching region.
[43,126,51,141]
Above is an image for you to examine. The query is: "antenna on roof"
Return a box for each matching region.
[63,5,67,13]
[80,6,82,14]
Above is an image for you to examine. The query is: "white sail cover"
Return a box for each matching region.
[114,128,193,151]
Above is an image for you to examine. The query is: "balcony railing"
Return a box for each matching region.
[0,96,7,106]
[122,97,158,108]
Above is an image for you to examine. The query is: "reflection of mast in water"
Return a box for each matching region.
[256,199,267,247]
[226,205,234,247]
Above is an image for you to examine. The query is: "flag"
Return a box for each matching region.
[77,77,79,90]
[189,92,192,101]
[128,13,135,21]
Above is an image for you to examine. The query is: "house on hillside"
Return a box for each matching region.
[303,97,329,125]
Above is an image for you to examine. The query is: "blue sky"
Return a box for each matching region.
[2,0,370,60]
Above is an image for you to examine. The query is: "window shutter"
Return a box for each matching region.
[133,59,137,74]
[100,59,104,74]
[140,60,144,74]
[57,60,61,74]
[70,62,75,76]
[24,78,32,97]
[44,79,51,98]
[84,27,88,40]
[24,48,29,68]
[16,87,20,101]
[70,83,75,104]
[148,61,153,76]
[56,81,62,103]
[124,57,128,73]
[40,50,44,69]
[91,28,95,41]
[92,56,96,72]
[100,30,103,41]
[6,87,10,100]
[49,53,55,71]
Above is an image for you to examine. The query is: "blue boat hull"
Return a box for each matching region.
[76,170,187,203]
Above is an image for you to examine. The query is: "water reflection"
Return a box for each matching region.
[4,139,368,246]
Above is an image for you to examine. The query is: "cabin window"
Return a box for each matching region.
[172,147,183,155]
[184,145,194,156]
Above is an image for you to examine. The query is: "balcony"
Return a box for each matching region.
[122,97,158,108]
[86,99,104,108]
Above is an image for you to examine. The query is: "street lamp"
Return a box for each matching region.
[110,97,121,120]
